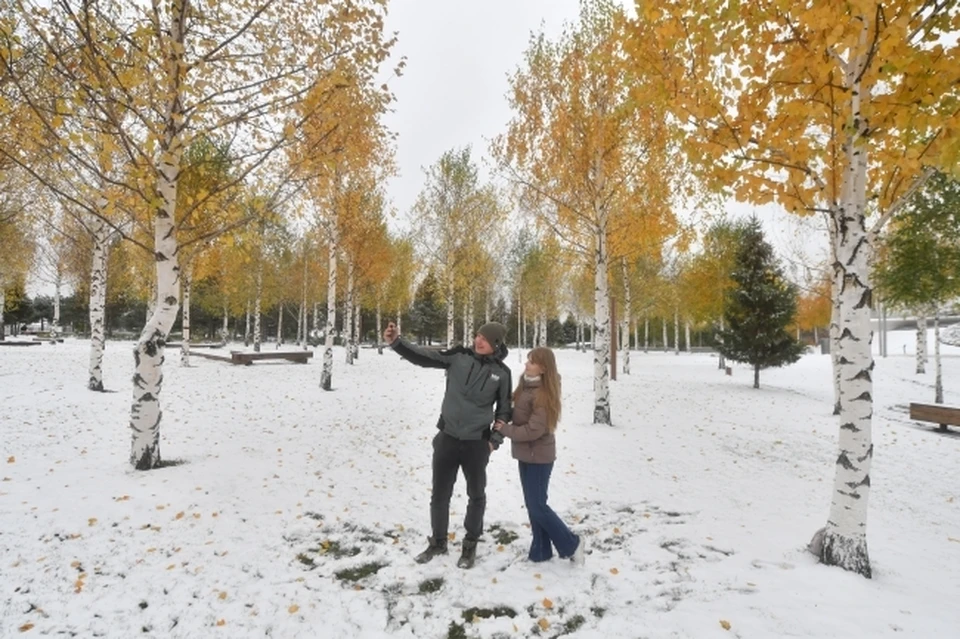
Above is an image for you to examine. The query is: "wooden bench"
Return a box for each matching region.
[229,350,313,365]
[909,403,960,433]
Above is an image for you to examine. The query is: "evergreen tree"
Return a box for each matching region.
[717,219,804,389]
[409,269,445,344]
[874,171,960,403]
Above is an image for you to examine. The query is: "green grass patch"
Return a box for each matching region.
[295,553,315,567]
[488,524,519,545]
[461,606,517,621]
[418,577,444,594]
[446,621,468,639]
[335,562,386,582]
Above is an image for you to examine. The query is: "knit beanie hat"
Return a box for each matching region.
[477,322,507,348]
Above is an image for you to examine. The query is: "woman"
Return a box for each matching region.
[494,347,585,564]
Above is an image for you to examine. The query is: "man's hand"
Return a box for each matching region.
[488,441,495,452]
[383,322,399,343]
[493,420,507,432]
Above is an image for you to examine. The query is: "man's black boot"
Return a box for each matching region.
[415,537,448,564]
[457,539,478,569]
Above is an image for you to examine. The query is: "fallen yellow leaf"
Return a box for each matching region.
[542,598,553,609]
[18,622,33,632]
[87,518,97,527]
[720,620,732,630]
[288,604,299,613]
[216,619,225,627]
[613,527,621,534]
[497,545,505,552]
[948,537,960,543]
[175,512,185,520]
[491,577,498,584]
[538,618,550,631]
[448,532,456,541]
[7,456,14,464]
[533,573,541,579]
[218,591,227,600]
[610,568,619,575]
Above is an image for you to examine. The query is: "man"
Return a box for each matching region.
[383,320,512,569]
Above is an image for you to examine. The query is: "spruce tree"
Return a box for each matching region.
[717,219,805,388]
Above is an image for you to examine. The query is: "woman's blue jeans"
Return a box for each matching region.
[517,461,579,562]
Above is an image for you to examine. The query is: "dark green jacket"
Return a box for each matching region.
[390,338,512,442]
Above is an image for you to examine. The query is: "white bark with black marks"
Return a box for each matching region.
[129,2,187,469]
[644,317,649,353]
[621,258,631,373]
[221,303,228,344]
[662,318,668,352]
[685,320,691,354]
[276,304,283,349]
[253,263,263,352]
[345,259,354,364]
[180,264,193,367]
[818,57,874,577]
[673,308,680,355]
[446,268,455,348]
[592,228,611,425]
[353,304,360,360]
[87,218,110,391]
[321,234,337,390]
[376,295,383,354]
[916,311,927,374]
[934,310,943,404]
[829,226,842,414]
[244,300,250,346]
[0,288,4,339]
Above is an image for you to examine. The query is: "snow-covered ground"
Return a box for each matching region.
[1,332,958,638]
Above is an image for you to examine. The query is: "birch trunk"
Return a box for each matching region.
[353,304,360,360]
[540,313,547,347]
[829,229,842,414]
[445,268,455,348]
[87,218,110,391]
[467,289,475,346]
[180,264,193,367]
[685,321,691,354]
[221,303,228,344]
[662,318,668,352]
[253,264,263,352]
[814,326,819,345]
[376,295,383,355]
[916,311,927,373]
[818,58,874,578]
[313,302,319,333]
[592,225,611,425]
[129,4,186,469]
[296,302,303,345]
[52,270,61,334]
[620,258,631,373]
[276,304,283,349]
[321,235,337,391]
[934,310,943,404]
[673,308,680,355]
[644,317,649,353]
[462,298,470,347]
[244,301,251,347]
[484,290,490,324]
[0,287,4,339]
[345,259,354,364]
[718,316,726,369]
[396,305,402,335]
[517,293,523,361]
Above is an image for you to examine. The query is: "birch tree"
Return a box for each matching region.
[412,148,503,348]
[634,0,960,576]
[495,0,677,424]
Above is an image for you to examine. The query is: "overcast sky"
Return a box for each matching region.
[381,0,583,220]
[379,1,828,273]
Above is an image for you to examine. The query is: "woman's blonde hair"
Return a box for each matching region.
[514,347,562,433]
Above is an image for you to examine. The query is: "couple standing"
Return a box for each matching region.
[382,321,585,570]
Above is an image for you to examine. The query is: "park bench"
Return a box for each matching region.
[909,402,960,433]
[0,339,42,347]
[229,350,313,365]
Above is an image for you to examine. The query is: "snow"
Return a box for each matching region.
[1,334,959,638]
